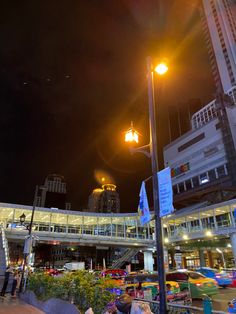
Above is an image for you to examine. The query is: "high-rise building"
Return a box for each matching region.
[88,184,120,213]
[162,1,236,208]
[200,0,236,150]
[201,0,236,93]
[36,174,71,210]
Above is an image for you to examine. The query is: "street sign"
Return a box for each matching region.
[158,167,174,217]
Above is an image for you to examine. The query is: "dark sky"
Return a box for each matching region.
[0,0,216,212]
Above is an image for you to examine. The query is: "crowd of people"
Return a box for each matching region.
[0,266,22,298]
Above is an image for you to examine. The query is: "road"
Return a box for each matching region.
[193,287,236,312]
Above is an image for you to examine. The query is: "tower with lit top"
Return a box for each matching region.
[88,183,120,213]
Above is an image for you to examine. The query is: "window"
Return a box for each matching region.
[166,272,188,281]
[178,133,205,152]
[178,182,185,193]
[185,180,192,190]
[208,169,216,181]
[189,272,205,279]
[217,165,226,178]
[173,185,178,195]
[200,173,209,184]
[192,176,199,187]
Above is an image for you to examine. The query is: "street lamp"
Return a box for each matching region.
[125,121,139,144]
[125,57,168,313]
[19,185,39,292]
[19,213,26,225]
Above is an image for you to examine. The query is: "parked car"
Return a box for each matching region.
[124,273,189,304]
[166,270,218,298]
[44,268,59,276]
[125,273,180,294]
[221,268,236,287]
[101,269,127,278]
[196,267,232,287]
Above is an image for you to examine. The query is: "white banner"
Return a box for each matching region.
[158,167,174,217]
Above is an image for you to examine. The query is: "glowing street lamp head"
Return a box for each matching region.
[155,63,168,75]
[125,122,139,144]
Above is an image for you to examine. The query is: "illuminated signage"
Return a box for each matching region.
[171,162,190,178]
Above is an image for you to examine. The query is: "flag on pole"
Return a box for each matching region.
[138,181,151,226]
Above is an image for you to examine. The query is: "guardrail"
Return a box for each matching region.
[134,299,227,314]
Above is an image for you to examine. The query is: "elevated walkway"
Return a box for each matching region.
[0,225,9,276]
[0,203,155,249]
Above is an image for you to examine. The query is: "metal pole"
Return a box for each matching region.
[20,185,38,293]
[221,252,226,268]
[146,56,167,313]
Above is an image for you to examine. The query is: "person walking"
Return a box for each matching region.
[11,270,20,297]
[0,266,13,297]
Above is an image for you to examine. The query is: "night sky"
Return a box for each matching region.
[0,0,216,212]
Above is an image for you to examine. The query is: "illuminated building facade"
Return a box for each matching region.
[200,0,236,151]
[88,184,120,213]
[163,1,236,207]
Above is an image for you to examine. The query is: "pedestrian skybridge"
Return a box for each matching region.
[0,199,236,248]
[162,199,236,243]
[0,203,155,248]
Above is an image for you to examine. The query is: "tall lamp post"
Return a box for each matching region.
[125,57,168,313]
[19,185,39,292]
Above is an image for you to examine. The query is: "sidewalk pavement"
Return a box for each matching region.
[0,294,45,314]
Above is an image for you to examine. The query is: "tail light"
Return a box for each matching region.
[195,282,202,287]
[229,303,234,309]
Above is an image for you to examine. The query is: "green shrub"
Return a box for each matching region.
[27,271,117,314]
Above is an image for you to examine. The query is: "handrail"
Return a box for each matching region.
[134,299,227,314]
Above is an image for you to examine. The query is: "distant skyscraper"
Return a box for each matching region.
[37,174,71,210]
[88,184,120,213]
[201,0,236,93]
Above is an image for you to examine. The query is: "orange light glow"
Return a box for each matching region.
[125,122,139,144]
[155,63,168,75]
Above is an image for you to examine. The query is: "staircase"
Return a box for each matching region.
[0,225,10,276]
[111,248,138,269]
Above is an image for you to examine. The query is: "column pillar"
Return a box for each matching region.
[199,249,206,267]
[230,233,236,266]
[206,250,213,268]
[144,251,154,272]
[182,256,187,269]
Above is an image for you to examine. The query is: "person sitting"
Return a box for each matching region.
[166,283,173,295]
[135,282,144,299]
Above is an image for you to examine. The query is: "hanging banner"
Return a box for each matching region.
[138,181,151,226]
[158,167,174,217]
